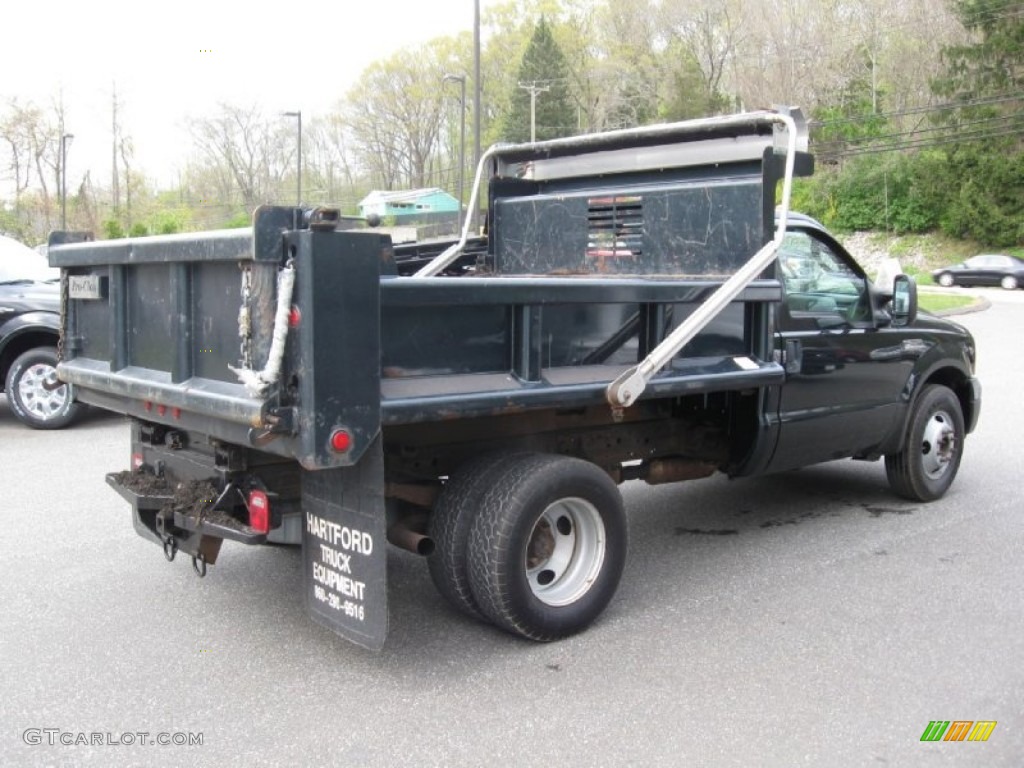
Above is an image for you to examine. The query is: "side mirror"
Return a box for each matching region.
[891,274,918,326]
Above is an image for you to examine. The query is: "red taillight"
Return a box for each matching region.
[329,428,352,453]
[157,404,167,417]
[132,453,144,470]
[172,407,182,420]
[288,305,302,328]
[143,401,152,412]
[249,490,270,534]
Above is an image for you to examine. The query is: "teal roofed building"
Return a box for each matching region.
[358,188,460,219]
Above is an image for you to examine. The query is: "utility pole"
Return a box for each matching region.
[518,82,550,142]
[112,84,120,215]
[443,74,467,234]
[60,133,74,230]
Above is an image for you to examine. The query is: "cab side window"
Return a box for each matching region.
[779,231,869,324]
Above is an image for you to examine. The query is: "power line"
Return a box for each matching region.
[808,91,1024,128]
[813,112,1023,151]
[828,125,1024,158]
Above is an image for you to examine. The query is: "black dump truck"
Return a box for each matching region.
[49,109,980,649]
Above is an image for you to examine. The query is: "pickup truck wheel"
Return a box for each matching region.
[5,347,84,430]
[885,385,964,501]
[467,454,627,641]
[428,453,527,620]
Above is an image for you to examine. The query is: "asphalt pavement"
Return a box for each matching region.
[1,289,1021,767]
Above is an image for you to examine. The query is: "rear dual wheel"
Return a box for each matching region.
[427,453,527,620]
[428,453,627,641]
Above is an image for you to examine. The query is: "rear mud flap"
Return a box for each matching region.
[301,435,388,650]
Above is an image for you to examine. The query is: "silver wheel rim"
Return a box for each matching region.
[938,274,954,287]
[1002,276,1017,290]
[920,408,956,480]
[17,362,71,422]
[525,497,606,607]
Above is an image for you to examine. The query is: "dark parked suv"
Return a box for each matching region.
[1,237,83,428]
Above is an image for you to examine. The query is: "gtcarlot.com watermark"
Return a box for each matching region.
[23,729,203,747]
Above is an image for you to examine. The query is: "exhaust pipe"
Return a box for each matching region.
[387,516,435,556]
[644,458,717,485]
[609,458,718,485]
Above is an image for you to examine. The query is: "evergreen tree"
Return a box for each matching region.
[932,0,1024,130]
[503,17,576,142]
[929,0,1024,244]
[811,55,890,164]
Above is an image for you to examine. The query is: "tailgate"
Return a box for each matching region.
[49,207,386,468]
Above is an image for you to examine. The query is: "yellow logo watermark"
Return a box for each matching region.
[920,721,997,742]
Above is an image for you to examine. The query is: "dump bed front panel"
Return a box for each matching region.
[493,166,765,276]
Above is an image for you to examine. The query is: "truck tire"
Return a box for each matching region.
[5,347,84,430]
[885,384,964,502]
[467,454,627,641]
[428,453,527,620]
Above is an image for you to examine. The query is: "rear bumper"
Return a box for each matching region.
[106,471,268,546]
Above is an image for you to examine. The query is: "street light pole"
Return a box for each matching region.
[283,111,302,227]
[443,74,467,234]
[60,133,74,230]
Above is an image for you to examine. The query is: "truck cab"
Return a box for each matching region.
[765,213,978,482]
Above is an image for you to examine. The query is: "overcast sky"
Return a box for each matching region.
[3,0,496,188]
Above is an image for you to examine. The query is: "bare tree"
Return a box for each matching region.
[1,100,42,204]
[0,98,67,238]
[189,104,293,210]
[303,114,358,208]
[342,40,456,190]
[660,0,747,113]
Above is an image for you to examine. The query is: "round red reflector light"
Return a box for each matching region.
[330,429,352,453]
[157,404,167,416]
[288,305,301,328]
[143,401,152,412]
[172,407,182,419]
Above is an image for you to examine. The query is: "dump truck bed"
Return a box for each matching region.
[50,110,810,471]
